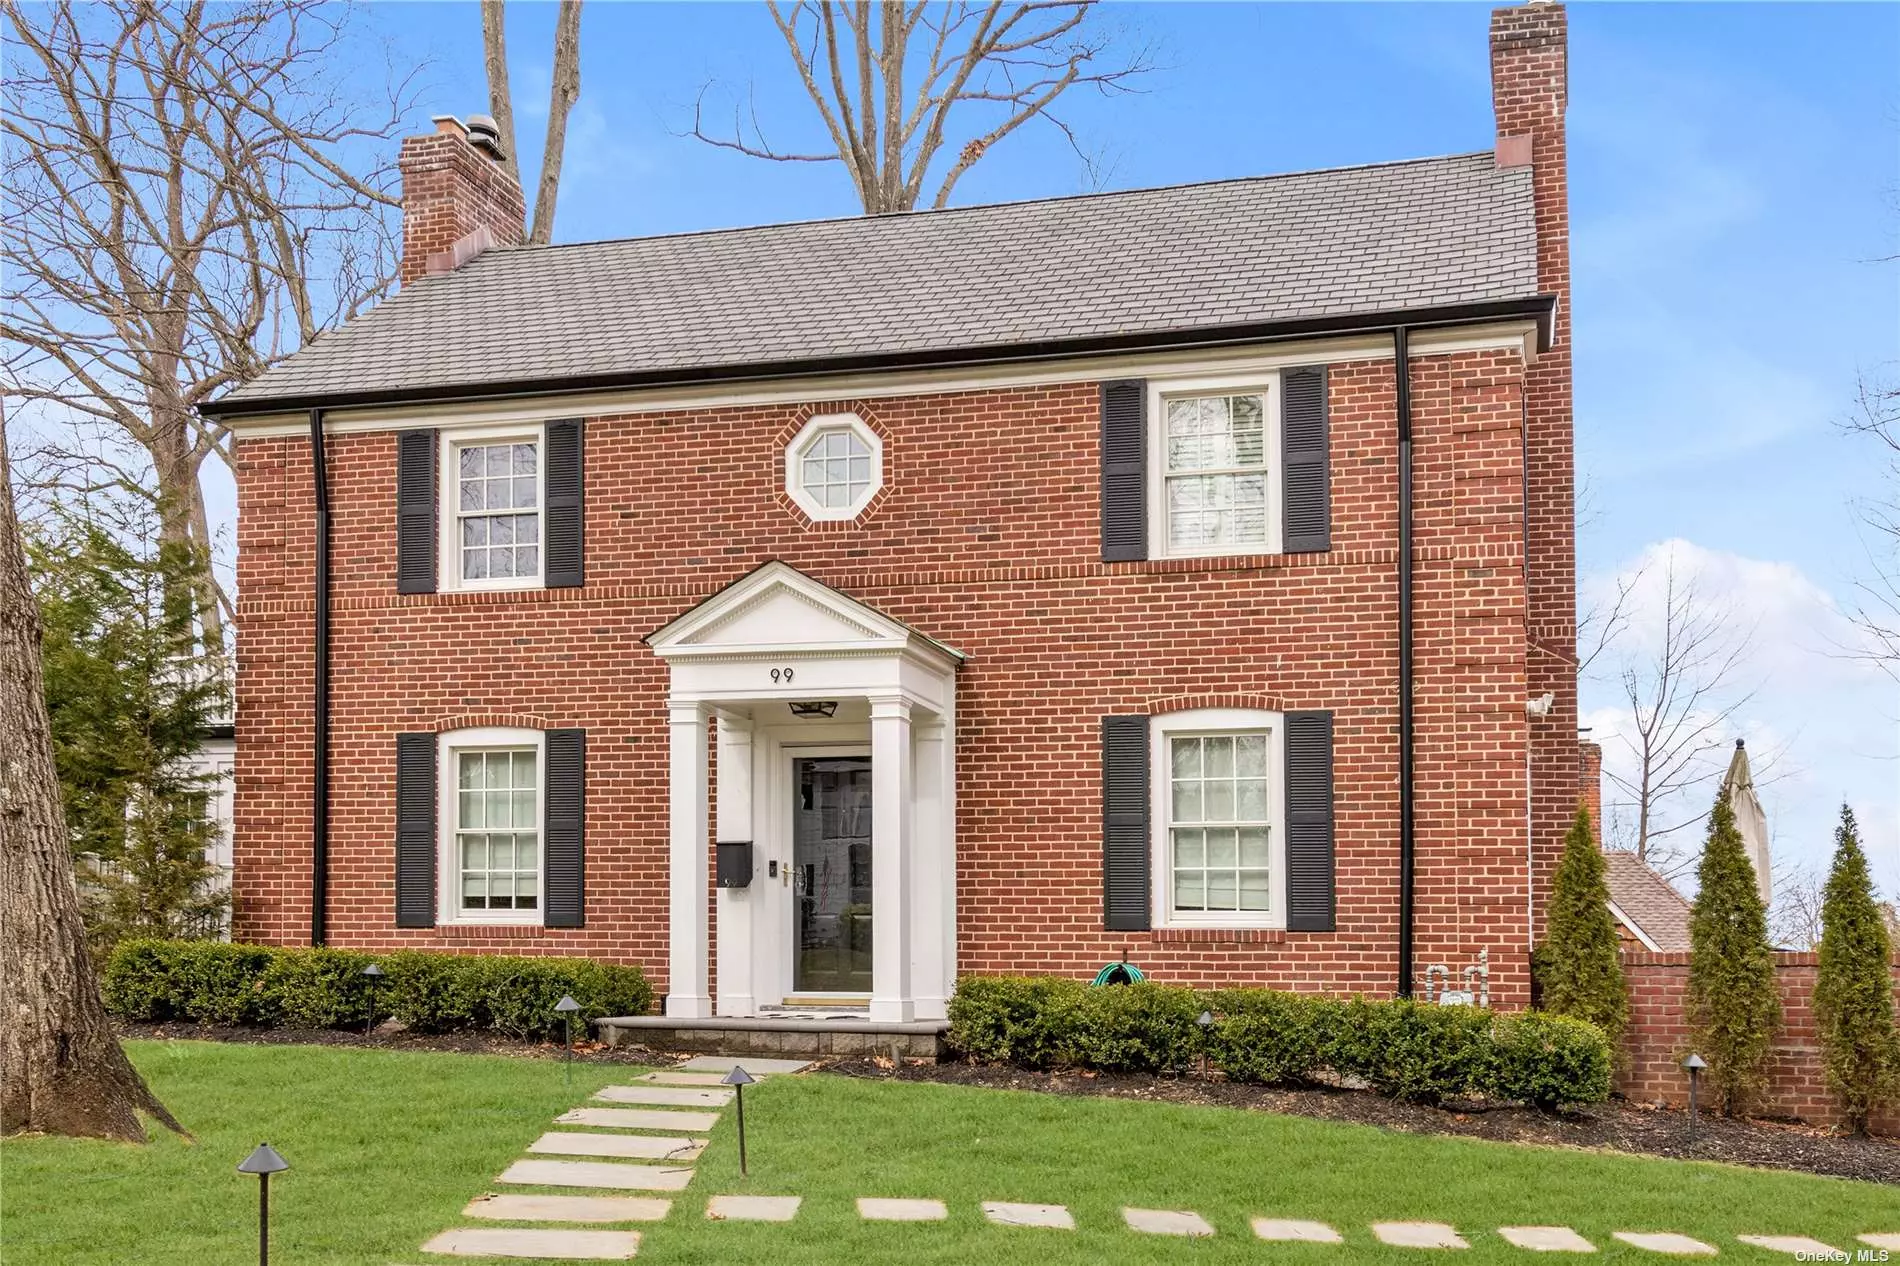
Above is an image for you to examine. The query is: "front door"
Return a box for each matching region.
[790,755,873,995]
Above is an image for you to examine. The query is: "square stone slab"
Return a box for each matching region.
[1862,1235,1900,1251]
[1253,1218,1343,1244]
[1499,1227,1596,1253]
[1124,1208,1215,1237]
[498,1159,695,1192]
[640,1072,731,1086]
[594,1085,733,1108]
[707,1195,803,1222]
[559,1107,722,1133]
[858,1198,949,1222]
[675,1055,811,1076]
[1612,1232,1717,1256]
[1373,1222,1470,1249]
[983,1202,1074,1230]
[529,1131,706,1162]
[464,1193,671,1224]
[420,1228,638,1259]
[1737,1236,1840,1256]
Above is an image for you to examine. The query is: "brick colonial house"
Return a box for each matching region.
[205,3,1579,1026]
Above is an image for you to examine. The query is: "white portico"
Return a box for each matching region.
[646,562,962,1024]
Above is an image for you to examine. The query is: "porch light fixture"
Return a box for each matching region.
[236,1142,289,1266]
[788,701,839,719]
[724,1065,758,1175]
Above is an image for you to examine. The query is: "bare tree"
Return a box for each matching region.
[480,0,583,246]
[1843,372,1900,676]
[1,410,184,1142]
[1768,857,1825,951]
[689,1,1151,213]
[2,0,408,644]
[1603,549,1757,871]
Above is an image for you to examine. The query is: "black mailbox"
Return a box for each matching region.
[715,840,754,889]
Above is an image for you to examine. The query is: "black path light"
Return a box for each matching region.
[1681,1053,1707,1138]
[236,1143,289,1266]
[1196,1010,1215,1078]
[723,1065,757,1176]
[555,995,582,1085]
[360,962,384,1036]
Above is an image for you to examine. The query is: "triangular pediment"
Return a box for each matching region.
[647,562,962,662]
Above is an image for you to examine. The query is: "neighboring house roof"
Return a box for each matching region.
[209,151,1544,416]
[1603,850,1693,952]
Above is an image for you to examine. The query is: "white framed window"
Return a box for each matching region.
[1148,374,1282,559]
[785,412,882,521]
[440,426,544,590]
[1151,708,1286,929]
[438,727,544,925]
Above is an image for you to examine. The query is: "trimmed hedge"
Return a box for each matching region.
[947,976,1611,1110]
[103,940,652,1041]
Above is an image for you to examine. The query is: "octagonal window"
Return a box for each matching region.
[786,413,882,521]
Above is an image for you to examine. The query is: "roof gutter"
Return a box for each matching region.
[1394,328,1417,999]
[310,407,332,947]
[201,295,1555,421]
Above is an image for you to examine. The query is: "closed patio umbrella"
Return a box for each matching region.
[1721,739,1771,907]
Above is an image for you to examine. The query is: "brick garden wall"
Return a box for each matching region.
[1619,950,1900,1133]
[232,343,1566,1006]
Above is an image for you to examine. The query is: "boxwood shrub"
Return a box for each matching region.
[948,975,1610,1109]
[102,940,653,1041]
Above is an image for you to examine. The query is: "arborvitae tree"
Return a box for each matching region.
[1540,803,1628,1045]
[1815,805,1898,1133]
[29,503,227,950]
[1687,787,1781,1116]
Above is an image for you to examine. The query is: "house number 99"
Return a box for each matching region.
[771,667,795,684]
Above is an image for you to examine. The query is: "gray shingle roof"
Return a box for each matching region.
[1604,850,1693,952]
[214,151,1539,414]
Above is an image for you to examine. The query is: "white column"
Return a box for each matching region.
[869,695,914,1023]
[714,712,756,1017]
[666,700,712,1018]
[909,716,949,1021]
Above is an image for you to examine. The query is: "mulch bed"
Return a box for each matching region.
[825,1058,1900,1187]
[121,1022,1898,1186]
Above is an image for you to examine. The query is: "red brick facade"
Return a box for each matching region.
[1620,951,1900,1133]
[230,4,1578,1009]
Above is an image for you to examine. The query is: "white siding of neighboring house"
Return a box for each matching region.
[185,729,236,939]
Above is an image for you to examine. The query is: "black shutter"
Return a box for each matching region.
[1282,365,1330,553]
[396,429,437,594]
[395,733,436,927]
[1102,714,1151,931]
[1285,710,1336,932]
[543,728,586,927]
[544,419,584,589]
[1100,379,1147,562]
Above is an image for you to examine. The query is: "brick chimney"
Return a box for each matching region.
[397,115,527,286]
[1578,739,1603,836]
[1491,3,1578,902]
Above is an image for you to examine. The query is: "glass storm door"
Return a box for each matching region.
[790,756,873,994]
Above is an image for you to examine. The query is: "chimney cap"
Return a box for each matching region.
[466,113,506,161]
[430,113,467,138]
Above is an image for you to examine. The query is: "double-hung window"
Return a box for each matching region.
[1149,376,1281,558]
[439,728,543,924]
[1151,709,1286,928]
[444,432,542,588]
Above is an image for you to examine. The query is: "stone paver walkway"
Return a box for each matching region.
[593,1085,733,1109]
[1864,1234,1900,1250]
[1373,1222,1470,1250]
[420,1227,639,1260]
[498,1158,696,1192]
[858,1197,949,1221]
[1498,1226,1596,1253]
[1124,1208,1216,1237]
[982,1201,1075,1230]
[1253,1218,1343,1243]
[1613,1231,1718,1256]
[464,1194,671,1224]
[557,1106,723,1133]
[1736,1236,1840,1256]
[707,1195,802,1222]
[527,1131,706,1161]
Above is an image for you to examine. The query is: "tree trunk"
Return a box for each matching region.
[0,412,185,1142]
[528,0,583,246]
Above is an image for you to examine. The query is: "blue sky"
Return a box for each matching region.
[290,2,1900,902]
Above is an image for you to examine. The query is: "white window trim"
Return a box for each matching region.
[1146,372,1283,560]
[784,412,883,522]
[1150,708,1287,930]
[437,726,545,926]
[437,423,546,592]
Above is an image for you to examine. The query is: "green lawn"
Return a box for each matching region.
[2,1040,1894,1265]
